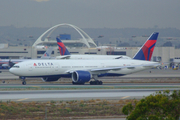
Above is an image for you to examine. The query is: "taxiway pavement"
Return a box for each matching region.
[0,69,180,102]
[0,88,179,102]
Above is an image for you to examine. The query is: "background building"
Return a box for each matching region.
[0,24,180,66]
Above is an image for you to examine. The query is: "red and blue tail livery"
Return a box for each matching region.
[133,32,159,61]
[56,37,70,55]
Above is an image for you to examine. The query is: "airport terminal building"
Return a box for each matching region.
[0,24,179,65]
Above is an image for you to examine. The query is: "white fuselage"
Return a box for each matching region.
[55,55,132,60]
[9,59,157,77]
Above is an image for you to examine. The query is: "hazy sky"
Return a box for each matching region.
[0,0,180,29]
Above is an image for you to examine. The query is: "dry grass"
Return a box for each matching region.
[0,99,137,119]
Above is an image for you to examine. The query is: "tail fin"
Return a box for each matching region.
[133,32,159,61]
[56,37,71,55]
[41,47,53,59]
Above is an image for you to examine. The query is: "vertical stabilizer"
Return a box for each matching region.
[41,47,53,59]
[56,37,71,55]
[133,32,159,61]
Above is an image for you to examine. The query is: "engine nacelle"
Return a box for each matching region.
[41,77,60,82]
[72,71,91,83]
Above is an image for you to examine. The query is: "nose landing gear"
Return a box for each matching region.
[19,76,26,85]
[22,81,26,85]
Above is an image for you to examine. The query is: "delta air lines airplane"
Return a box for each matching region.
[56,32,157,60]
[56,37,131,60]
[9,32,159,85]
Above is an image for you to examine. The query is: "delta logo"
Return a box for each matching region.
[33,63,37,66]
[33,63,53,66]
[44,53,49,57]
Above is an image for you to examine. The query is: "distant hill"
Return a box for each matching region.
[0,25,180,47]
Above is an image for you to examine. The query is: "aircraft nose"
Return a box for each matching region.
[9,68,14,74]
[9,68,18,75]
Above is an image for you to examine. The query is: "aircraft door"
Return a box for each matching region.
[29,66,33,71]
[27,63,32,71]
[54,65,59,72]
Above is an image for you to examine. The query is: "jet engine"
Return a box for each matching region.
[72,70,91,84]
[41,76,60,82]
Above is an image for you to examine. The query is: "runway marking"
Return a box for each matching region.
[121,96,130,99]
[17,98,29,101]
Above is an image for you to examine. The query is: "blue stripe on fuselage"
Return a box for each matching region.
[20,73,125,78]
[98,73,126,77]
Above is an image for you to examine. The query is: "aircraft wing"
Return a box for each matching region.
[56,55,71,59]
[91,63,160,72]
[66,63,160,74]
[115,56,122,59]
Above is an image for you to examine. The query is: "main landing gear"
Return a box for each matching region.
[90,80,103,85]
[90,75,103,85]
[19,76,26,85]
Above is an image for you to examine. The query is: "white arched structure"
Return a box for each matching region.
[32,23,97,48]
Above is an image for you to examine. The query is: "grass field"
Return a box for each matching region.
[0,99,135,120]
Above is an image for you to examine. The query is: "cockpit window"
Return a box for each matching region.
[12,66,20,68]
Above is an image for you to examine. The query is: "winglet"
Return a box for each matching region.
[56,37,71,55]
[133,32,159,61]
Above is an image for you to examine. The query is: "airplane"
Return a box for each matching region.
[39,47,54,59]
[56,31,157,60]
[0,47,54,69]
[56,37,131,59]
[9,32,159,85]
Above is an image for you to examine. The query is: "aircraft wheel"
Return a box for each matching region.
[90,81,96,85]
[90,81,93,85]
[22,81,26,85]
[90,81,103,85]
